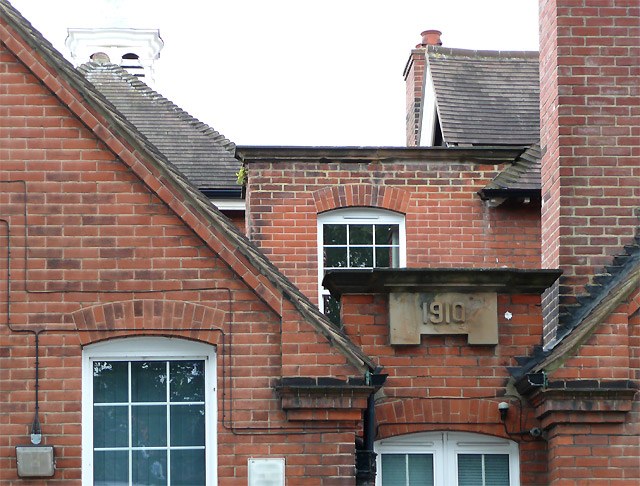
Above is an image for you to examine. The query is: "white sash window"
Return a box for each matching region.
[318,208,406,324]
[82,338,217,486]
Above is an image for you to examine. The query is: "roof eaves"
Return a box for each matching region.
[479,143,541,198]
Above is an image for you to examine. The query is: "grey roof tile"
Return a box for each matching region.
[479,143,541,197]
[426,46,540,146]
[79,63,241,192]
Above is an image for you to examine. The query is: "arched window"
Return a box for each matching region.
[375,431,520,486]
[82,337,217,486]
[317,208,406,324]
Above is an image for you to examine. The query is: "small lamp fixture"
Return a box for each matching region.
[498,402,510,421]
[15,445,55,478]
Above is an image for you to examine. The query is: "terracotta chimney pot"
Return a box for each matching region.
[419,30,442,47]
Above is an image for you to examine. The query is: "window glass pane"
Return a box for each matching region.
[349,224,373,245]
[323,295,341,327]
[375,247,392,268]
[458,453,510,486]
[349,247,373,267]
[408,454,434,486]
[171,450,206,486]
[324,247,347,268]
[132,405,167,447]
[170,404,205,446]
[133,450,167,486]
[484,454,510,486]
[132,361,167,403]
[391,246,400,267]
[92,357,208,485]
[381,454,406,485]
[93,361,127,403]
[375,224,399,245]
[458,454,484,486]
[93,405,128,448]
[94,450,128,486]
[170,361,204,402]
[324,224,346,245]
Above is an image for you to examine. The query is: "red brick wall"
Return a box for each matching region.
[0,38,362,485]
[539,0,640,342]
[246,159,541,304]
[540,291,640,485]
[341,292,549,486]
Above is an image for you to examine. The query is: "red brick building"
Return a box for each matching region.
[238,1,639,484]
[0,3,375,484]
[1,1,638,485]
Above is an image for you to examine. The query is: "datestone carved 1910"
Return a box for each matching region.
[389,292,498,345]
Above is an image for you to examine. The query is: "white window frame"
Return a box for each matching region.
[375,431,520,486]
[82,337,217,486]
[317,208,406,314]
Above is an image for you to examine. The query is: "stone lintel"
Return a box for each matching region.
[323,268,562,298]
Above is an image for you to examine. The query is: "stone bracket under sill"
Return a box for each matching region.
[276,378,374,422]
[528,386,637,430]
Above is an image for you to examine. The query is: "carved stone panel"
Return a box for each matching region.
[389,292,498,345]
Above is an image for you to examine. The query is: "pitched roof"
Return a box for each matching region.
[511,235,640,384]
[479,143,541,198]
[426,46,540,146]
[0,0,375,373]
[79,62,241,194]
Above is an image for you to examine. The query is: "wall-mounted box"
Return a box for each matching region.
[15,445,55,478]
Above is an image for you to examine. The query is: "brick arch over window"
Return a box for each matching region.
[72,300,226,346]
[313,185,411,214]
[375,398,509,440]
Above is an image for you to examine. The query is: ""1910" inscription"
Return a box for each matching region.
[422,301,466,324]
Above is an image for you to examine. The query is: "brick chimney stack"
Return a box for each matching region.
[539,0,640,347]
[404,30,442,147]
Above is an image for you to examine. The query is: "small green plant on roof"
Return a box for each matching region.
[236,166,248,186]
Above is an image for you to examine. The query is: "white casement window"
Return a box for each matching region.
[375,431,520,486]
[82,337,217,486]
[317,208,406,324]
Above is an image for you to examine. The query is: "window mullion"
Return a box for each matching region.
[405,454,410,486]
[346,225,351,268]
[128,362,132,486]
[372,225,376,267]
[166,361,171,485]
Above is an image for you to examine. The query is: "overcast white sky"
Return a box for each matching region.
[10,0,539,146]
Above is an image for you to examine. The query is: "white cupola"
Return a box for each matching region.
[65,28,164,85]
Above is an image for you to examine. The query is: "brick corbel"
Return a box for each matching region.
[276,377,373,423]
[528,385,637,430]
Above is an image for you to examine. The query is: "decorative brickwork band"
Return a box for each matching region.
[72,300,226,345]
[313,185,411,214]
